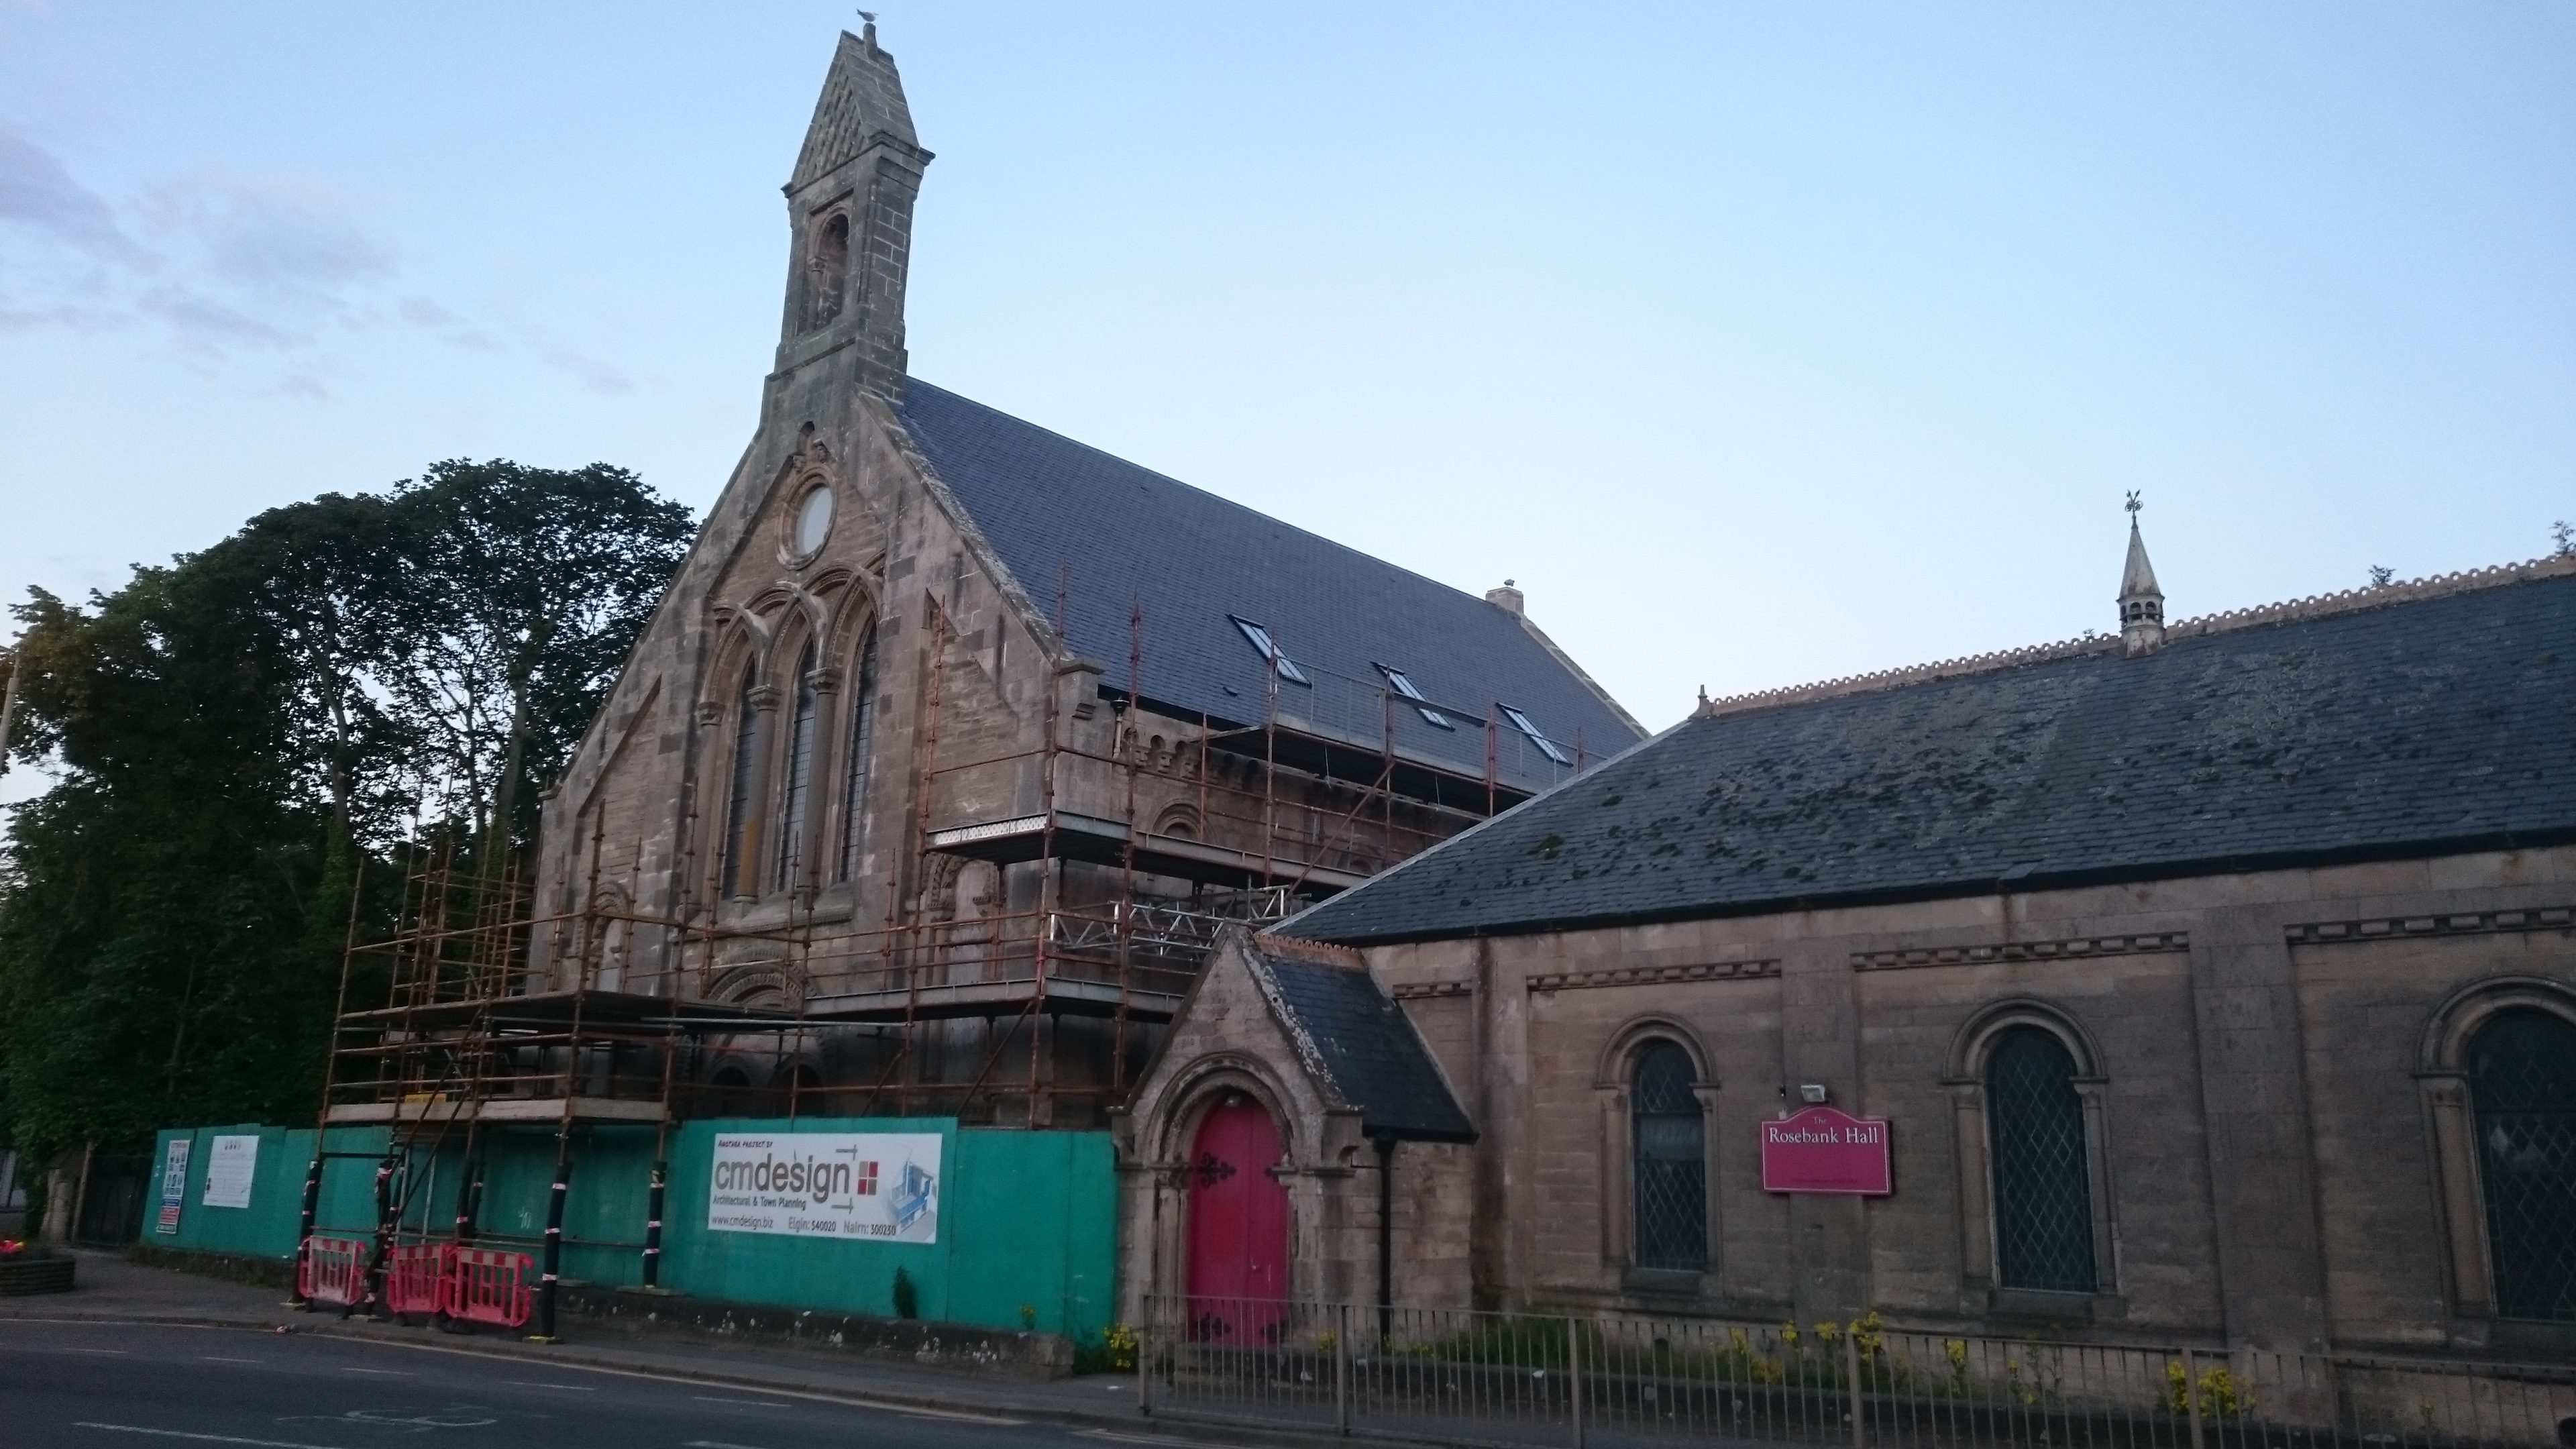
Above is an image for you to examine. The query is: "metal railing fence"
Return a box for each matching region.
[1136,1296,2576,1449]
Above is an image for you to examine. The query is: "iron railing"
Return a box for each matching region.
[1136,1296,2576,1449]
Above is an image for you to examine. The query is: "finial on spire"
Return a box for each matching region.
[2117,497,2165,657]
[859,9,878,48]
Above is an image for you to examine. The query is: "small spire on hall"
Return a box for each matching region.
[2118,491,2165,657]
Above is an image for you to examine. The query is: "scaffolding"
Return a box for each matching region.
[301,602,1587,1332]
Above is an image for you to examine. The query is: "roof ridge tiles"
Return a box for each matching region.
[1254,933,1368,969]
[1697,551,2576,720]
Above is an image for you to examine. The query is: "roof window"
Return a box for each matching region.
[1375,664,1454,729]
[1229,615,1310,686]
[1499,704,1572,766]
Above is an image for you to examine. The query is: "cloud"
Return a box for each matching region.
[0,128,150,266]
[144,172,390,300]
[0,127,648,402]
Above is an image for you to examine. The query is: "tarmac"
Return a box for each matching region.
[0,1249,1188,1436]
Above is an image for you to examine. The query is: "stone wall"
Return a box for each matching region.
[1336,845,2575,1356]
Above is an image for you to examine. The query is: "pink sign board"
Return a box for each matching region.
[1760,1107,1891,1195]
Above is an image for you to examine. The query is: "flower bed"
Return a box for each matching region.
[0,1240,77,1295]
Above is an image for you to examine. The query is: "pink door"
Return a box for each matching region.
[1185,1097,1289,1343]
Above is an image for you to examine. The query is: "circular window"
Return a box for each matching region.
[792,484,835,556]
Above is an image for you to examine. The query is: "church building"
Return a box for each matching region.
[1120,536,2576,1358]
[529,26,1640,1130]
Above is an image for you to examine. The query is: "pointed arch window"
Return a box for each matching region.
[773,641,820,892]
[1631,1041,1706,1272]
[2467,1009,2576,1322]
[722,665,767,898]
[1986,1027,2098,1293]
[837,622,880,882]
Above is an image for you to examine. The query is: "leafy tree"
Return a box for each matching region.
[0,460,692,1177]
[384,461,692,868]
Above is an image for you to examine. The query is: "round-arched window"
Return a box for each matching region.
[2468,1008,2576,1322]
[1631,1041,1705,1272]
[1986,1026,2097,1293]
[792,484,835,556]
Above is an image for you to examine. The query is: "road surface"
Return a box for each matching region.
[0,1318,1192,1449]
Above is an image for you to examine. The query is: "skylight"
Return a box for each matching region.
[1229,615,1310,686]
[1499,704,1572,766]
[1375,664,1453,729]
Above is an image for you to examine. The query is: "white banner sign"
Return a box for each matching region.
[201,1134,260,1210]
[707,1133,941,1244]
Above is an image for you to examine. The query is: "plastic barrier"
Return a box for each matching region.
[383,1242,449,1318]
[442,1246,533,1329]
[297,1236,368,1308]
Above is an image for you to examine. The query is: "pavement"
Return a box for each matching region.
[0,1250,1187,1438]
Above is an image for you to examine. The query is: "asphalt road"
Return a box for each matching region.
[0,1319,1191,1449]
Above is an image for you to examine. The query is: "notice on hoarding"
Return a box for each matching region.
[155,1137,191,1235]
[1760,1107,1892,1195]
[201,1134,260,1210]
[706,1133,941,1244]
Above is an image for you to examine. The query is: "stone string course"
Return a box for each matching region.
[1525,959,1780,993]
[2285,906,2575,945]
[1852,932,2190,971]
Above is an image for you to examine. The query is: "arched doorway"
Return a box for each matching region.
[1184,1095,1289,1342]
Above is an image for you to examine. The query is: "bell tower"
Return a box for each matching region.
[2117,492,2166,657]
[775,19,931,400]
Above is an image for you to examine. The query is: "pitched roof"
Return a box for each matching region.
[1285,560,2576,945]
[894,379,1644,795]
[1246,939,1477,1144]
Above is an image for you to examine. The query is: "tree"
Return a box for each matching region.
[0,459,692,1171]
[382,461,692,869]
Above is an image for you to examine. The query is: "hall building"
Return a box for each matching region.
[1118,537,2576,1357]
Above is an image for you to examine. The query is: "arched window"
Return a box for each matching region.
[1986,1026,2097,1293]
[1631,1041,1706,1272]
[807,213,849,330]
[2467,1009,2576,1322]
[836,622,879,881]
[721,665,767,898]
[773,641,820,892]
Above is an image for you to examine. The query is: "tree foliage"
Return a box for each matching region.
[0,460,692,1168]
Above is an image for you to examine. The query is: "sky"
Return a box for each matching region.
[3,0,2571,812]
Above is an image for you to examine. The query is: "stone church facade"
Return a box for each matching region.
[529,28,1639,1129]
[1124,539,2576,1358]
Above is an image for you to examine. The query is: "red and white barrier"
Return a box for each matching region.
[443,1245,533,1329]
[382,1242,448,1318]
[297,1236,532,1329]
[297,1236,368,1308]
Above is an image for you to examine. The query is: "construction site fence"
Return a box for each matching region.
[1136,1296,2576,1449]
[146,1117,1118,1340]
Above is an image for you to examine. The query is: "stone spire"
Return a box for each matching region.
[2118,492,2165,657]
[775,25,932,398]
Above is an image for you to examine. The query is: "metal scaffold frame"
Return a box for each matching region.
[300,588,1582,1335]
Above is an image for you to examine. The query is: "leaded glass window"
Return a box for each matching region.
[721,666,765,898]
[773,643,820,892]
[837,623,879,882]
[1631,1042,1706,1272]
[1986,1026,2097,1293]
[2469,1010,2576,1322]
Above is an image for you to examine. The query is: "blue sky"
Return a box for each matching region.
[3,1,2571,784]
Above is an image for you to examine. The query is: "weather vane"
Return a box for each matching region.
[2125,490,2143,516]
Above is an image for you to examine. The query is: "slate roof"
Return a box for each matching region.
[1250,943,1477,1144]
[895,380,1644,795]
[1285,563,2576,945]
